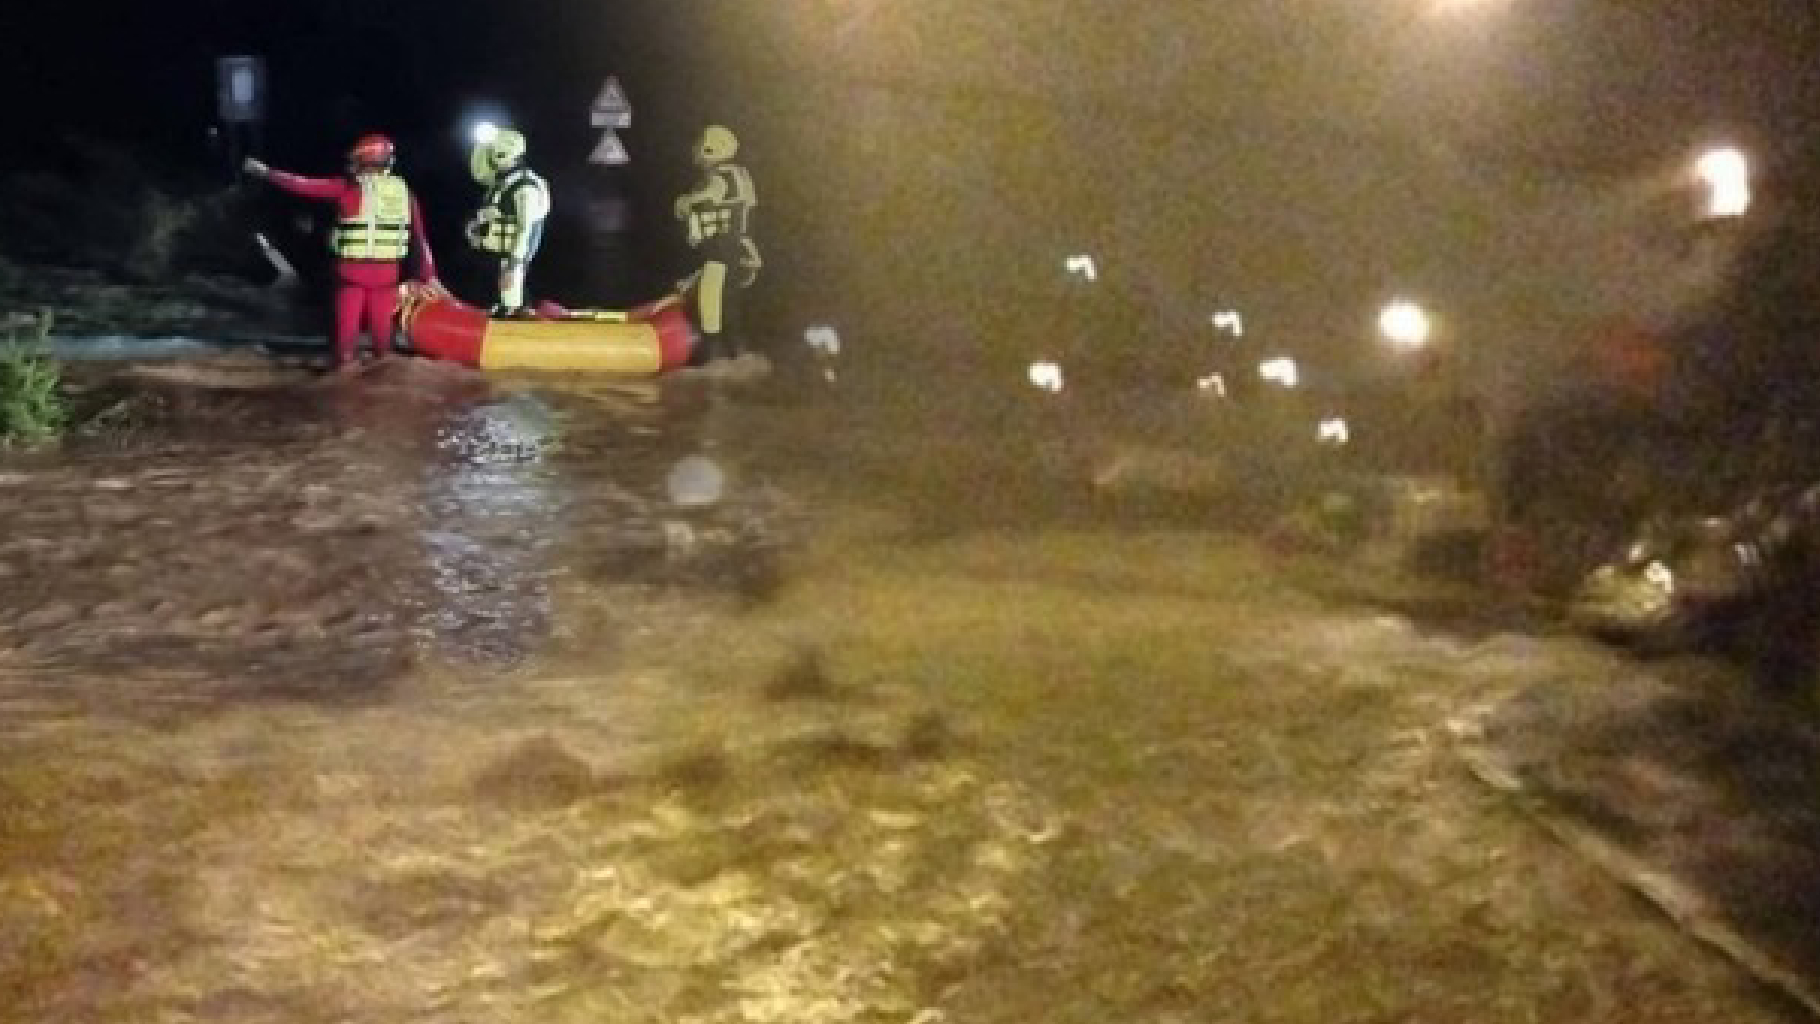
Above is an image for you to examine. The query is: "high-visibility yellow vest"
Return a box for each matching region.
[332,173,413,261]
[686,164,755,245]
[474,167,550,256]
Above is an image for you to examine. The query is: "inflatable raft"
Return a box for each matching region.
[399,284,701,374]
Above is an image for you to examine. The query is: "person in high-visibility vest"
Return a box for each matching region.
[465,129,551,318]
[673,124,761,360]
[245,135,439,370]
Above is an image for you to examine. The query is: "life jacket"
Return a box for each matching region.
[687,163,755,245]
[474,166,550,256]
[331,173,413,261]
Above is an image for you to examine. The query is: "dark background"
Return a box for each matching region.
[6,0,1820,388]
[0,0,717,307]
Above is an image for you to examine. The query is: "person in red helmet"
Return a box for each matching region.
[244,135,440,371]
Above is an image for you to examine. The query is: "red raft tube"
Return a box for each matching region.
[398,285,700,374]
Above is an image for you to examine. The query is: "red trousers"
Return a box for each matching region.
[333,260,403,363]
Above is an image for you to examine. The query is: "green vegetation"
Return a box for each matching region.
[0,310,67,445]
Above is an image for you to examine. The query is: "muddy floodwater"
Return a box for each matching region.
[0,358,1798,1023]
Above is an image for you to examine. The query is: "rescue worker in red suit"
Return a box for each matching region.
[243,135,439,370]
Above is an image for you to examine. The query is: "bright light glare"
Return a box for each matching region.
[471,121,500,146]
[1064,255,1098,283]
[1258,357,1299,389]
[1195,373,1228,397]
[1211,310,1244,337]
[1695,147,1750,218]
[1318,417,1350,445]
[1378,300,1431,349]
[1028,360,1065,392]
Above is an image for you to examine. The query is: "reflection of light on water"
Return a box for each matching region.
[1317,417,1350,445]
[1195,373,1227,397]
[422,396,561,666]
[1027,361,1065,393]
[436,395,558,465]
[667,454,725,507]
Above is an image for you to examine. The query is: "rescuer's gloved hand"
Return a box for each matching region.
[465,209,498,249]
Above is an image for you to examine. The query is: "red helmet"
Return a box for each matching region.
[347,134,395,170]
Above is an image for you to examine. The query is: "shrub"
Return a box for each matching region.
[0,311,67,445]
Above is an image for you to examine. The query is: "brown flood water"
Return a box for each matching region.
[0,358,1799,1024]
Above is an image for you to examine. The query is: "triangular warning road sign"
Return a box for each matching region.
[591,77,632,128]
[589,130,629,166]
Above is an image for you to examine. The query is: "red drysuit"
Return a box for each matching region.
[266,171,438,366]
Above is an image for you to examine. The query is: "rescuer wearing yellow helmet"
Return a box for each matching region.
[673,124,761,360]
[465,128,551,318]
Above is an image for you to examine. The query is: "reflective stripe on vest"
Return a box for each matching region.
[688,164,755,243]
[475,167,548,256]
[332,174,413,261]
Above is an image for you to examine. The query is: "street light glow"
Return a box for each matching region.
[1694,146,1750,218]
[1378,300,1432,349]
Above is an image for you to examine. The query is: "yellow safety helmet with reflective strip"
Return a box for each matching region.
[470,129,529,185]
[696,125,739,165]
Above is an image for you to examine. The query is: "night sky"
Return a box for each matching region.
[6,1,1820,385]
[4,1,707,302]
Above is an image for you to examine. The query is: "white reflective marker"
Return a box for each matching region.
[805,324,842,357]
[1027,361,1065,392]
[1258,356,1299,389]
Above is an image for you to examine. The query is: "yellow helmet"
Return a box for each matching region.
[696,124,739,166]
[470,129,528,184]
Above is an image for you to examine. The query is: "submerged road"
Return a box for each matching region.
[0,358,1794,1023]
